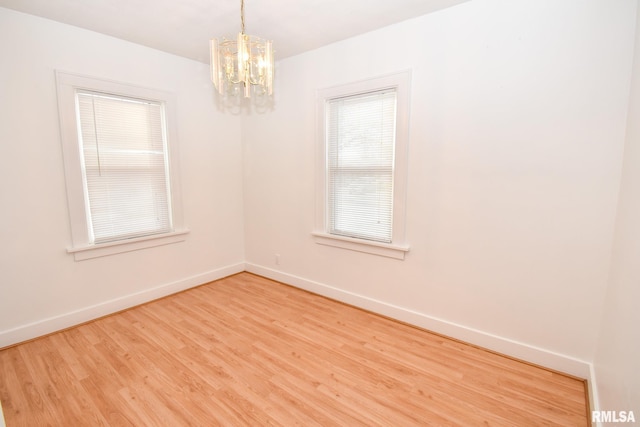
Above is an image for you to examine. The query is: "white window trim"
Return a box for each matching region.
[313,71,411,260]
[67,230,189,261]
[56,71,188,261]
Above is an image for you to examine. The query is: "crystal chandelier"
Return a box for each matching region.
[210,0,274,99]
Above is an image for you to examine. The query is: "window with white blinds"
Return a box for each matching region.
[326,90,396,243]
[77,91,172,243]
[56,71,186,260]
[314,72,410,259]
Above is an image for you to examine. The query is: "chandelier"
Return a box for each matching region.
[210,0,274,99]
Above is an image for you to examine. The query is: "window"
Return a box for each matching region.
[314,72,411,259]
[327,89,396,243]
[56,72,187,260]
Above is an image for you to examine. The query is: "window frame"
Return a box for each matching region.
[56,71,187,261]
[313,71,411,260]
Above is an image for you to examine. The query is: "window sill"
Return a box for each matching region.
[311,232,409,260]
[67,229,190,261]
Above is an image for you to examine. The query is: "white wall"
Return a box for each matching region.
[243,0,637,376]
[0,7,245,346]
[594,1,640,415]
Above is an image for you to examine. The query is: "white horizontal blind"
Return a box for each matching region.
[76,91,172,243]
[326,89,397,243]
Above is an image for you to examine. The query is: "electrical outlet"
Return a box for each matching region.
[275,254,281,265]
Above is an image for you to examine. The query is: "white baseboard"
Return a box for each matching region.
[0,262,246,348]
[247,263,602,418]
[1,261,599,416]
[245,263,593,380]
[589,364,601,426]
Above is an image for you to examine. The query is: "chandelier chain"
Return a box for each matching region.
[240,0,245,34]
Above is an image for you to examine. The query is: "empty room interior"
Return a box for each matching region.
[0,0,639,425]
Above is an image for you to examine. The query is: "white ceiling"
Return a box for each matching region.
[0,0,469,62]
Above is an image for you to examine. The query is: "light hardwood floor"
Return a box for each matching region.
[0,273,589,426]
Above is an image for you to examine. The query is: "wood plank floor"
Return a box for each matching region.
[0,273,589,426]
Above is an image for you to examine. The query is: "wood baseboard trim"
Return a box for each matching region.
[0,262,246,349]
